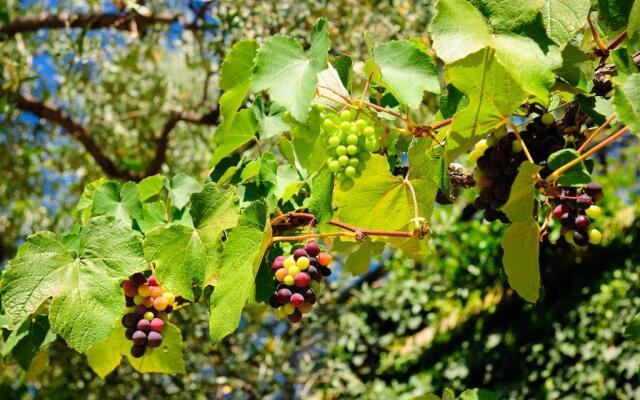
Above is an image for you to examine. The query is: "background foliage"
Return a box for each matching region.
[1,0,640,399]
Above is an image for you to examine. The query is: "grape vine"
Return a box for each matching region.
[1,0,639,378]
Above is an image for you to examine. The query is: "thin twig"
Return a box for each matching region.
[588,15,607,51]
[577,113,617,153]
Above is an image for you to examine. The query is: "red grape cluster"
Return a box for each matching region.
[552,182,604,246]
[120,273,177,358]
[269,242,333,323]
[472,115,566,223]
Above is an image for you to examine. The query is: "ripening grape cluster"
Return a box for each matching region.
[120,273,177,358]
[322,110,379,191]
[269,242,332,323]
[471,114,566,223]
[552,182,604,247]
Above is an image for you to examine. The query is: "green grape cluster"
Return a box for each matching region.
[322,109,379,190]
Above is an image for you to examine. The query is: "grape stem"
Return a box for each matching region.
[577,113,617,153]
[545,125,630,183]
[588,15,607,52]
[317,84,408,121]
[507,121,535,164]
[270,212,416,243]
[356,73,373,118]
[403,177,422,228]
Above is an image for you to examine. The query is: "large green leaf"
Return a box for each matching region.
[542,0,590,47]
[597,0,634,30]
[218,39,258,134]
[373,40,440,107]
[138,175,165,201]
[501,221,541,303]
[334,152,436,238]
[445,48,527,159]
[92,181,142,221]
[211,109,259,167]
[209,201,272,344]
[0,217,146,352]
[253,19,329,122]
[473,0,543,32]
[431,0,556,99]
[629,1,640,46]
[501,162,542,223]
[74,178,106,224]
[143,184,239,301]
[613,73,640,135]
[86,322,185,377]
[431,0,493,64]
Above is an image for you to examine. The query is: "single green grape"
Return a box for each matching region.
[336,172,347,181]
[359,151,371,162]
[541,112,554,125]
[328,136,341,147]
[340,178,354,190]
[339,110,354,121]
[348,158,359,167]
[363,126,375,136]
[345,166,357,178]
[346,144,359,155]
[346,134,359,145]
[322,119,334,131]
[364,139,377,152]
[486,134,498,148]
[338,155,349,166]
[328,159,341,172]
[336,145,347,156]
[355,119,367,130]
[340,121,351,131]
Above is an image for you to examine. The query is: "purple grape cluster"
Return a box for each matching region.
[552,182,604,247]
[473,115,566,223]
[269,242,333,323]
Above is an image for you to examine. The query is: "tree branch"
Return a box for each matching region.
[15,92,134,180]
[0,10,212,38]
[13,91,220,180]
[144,107,220,177]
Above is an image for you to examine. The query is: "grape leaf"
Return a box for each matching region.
[431,0,556,99]
[373,40,440,107]
[334,153,436,240]
[446,48,527,159]
[253,19,329,122]
[624,314,640,340]
[209,200,272,344]
[613,73,640,135]
[501,162,542,223]
[473,0,543,32]
[211,109,259,167]
[166,173,202,210]
[597,0,634,30]
[629,1,640,46]
[308,168,334,223]
[253,98,290,139]
[143,185,239,301]
[93,181,142,221]
[331,54,353,92]
[136,200,167,233]
[315,66,350,108]
[2,315,56,370]
[547,148,592,186]
[74,178,106,224]
[501,221,541,302]
[542,0,590,47]
[218,39,258,135]
[344,240,385,275]
[459,388,500,400]
[138,174,165,201]
[431,0,493,64]
[86,322,185,377]
[0,217,147,352]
